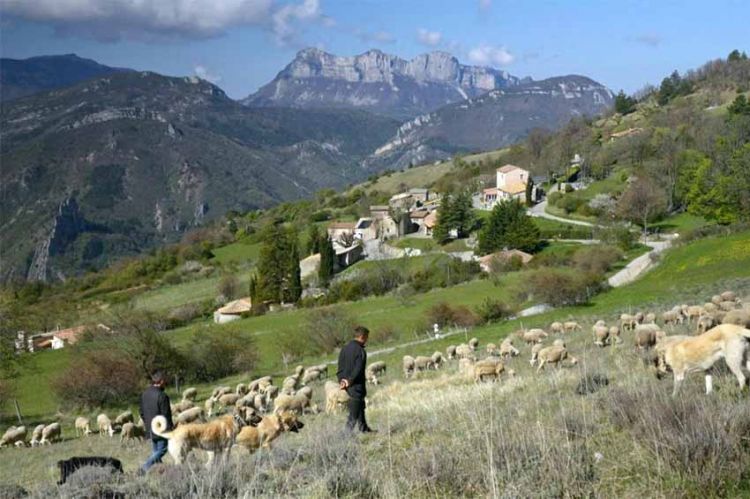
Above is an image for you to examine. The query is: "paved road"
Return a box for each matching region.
[608,239,672,288]
[528,200,595,227]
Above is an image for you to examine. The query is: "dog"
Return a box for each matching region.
[234,411,304,453]
[151,411,249,466]
[57,457,123,485]
[657,324,750,395]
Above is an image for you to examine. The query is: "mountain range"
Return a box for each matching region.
[0,50,613,282]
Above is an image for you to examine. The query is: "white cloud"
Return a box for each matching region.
[193,64,221,83]
[0,0,329,43]
[633,33,662,47]
[355,29,396,44]
[467,44,515,66]
[478,0,491,11]
[416,28,442,47]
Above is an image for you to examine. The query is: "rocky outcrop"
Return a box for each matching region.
[27,198,89,281]
[243,48,521,119]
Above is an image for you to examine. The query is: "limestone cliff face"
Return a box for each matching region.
[243,48,520,119]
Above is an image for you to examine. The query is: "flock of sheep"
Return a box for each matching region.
[2,290,749,452]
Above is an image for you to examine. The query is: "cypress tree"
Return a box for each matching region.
[318,236,335,285]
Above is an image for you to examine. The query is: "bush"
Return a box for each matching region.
[547,191,563,207]
[571,245,623,274]
[166,302,207,328]
[304,306,357,354]
[217,274,241,301]
[523,269,606,306]
[187,329,258,382]
[426,302,479,328]
[596,223,638,250]
[475,298,514,324]
[53,348,143,407]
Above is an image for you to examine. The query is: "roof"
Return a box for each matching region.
[409,210,430,219]
[328,222,356,230]
[390,192,412,201]
[370,205,389,211]
[424,211,438,229]
[409,188,428,194]
[479,249,534,265]
[216,297,253,315]
[497,164,523,173]
[52,325,88,345]
[498,182,527,195]
[483,188,498,195]
[335,244,363,256]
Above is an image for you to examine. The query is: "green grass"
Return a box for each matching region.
[210,240,261,265]
[652,212,710,235]
[390,237,438,252]
[131,273,250,312]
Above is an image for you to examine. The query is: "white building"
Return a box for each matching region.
[482,164,530,208]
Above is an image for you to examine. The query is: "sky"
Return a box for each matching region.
[1,0,748,99]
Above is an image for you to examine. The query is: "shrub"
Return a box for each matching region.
[475,298,514,324]
[371,325,396,344]
[426,302,479,328]
[53,348,143,407]
[571,245,623,274]
[187,329,258,382]
[523,269,606,306]
[547,191,563,207]
[275,331,307,370]
[304,306,357,354]
[166,302,206,328]
[595,223,638,250]
[217,274,241,301]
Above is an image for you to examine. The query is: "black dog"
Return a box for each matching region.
[57,456,123,485]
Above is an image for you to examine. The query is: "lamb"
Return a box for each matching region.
[563,321,582,333]
[550,322,564,334]
[468,337,479,350]
[620,314,637,331]
[120,421,145,443]
[472,358,507,383]
[182,387,198,401]
[40,423,61,445]
[0,426,26,448]
[114,410,133,428]
[402,355,416,377]
[302,369,324,385]
[485,343,499,357]
[414,355,435,372]
[634,324,665,350]
[522,329,548,344]
[662,310,683,326]
[536,344,578,372]
[592,325,609,347]
[499,338,520,358]
[723,308,750,328]
[30,424,46,446]
[366,361,387,385]
[74,417,92,437]
[324,381,350,414]
[171,399,194,414]
[431,352,445,369]
[274,393,316,415]
[96,414,114,437]
[455,344,476,360]
[445,345,457,360]
[174,407,204,426]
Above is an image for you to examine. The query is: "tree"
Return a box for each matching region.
[337,231,356,248]
[432,194,453,244]
[616,178,667,236]
[318,235,335,285]
[728,94,750,116]
[286,237,302,303]
[254,224,303,303]
[305,225,323,256]
[527,127,551,162]
[478,199,542,254]
[614,90,637,115]
[728,49,748,62]
[451,190,476,238]
[525,177,535,206]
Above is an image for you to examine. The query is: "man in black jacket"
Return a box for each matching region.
[337,326,374,433]
[139,370,173,473]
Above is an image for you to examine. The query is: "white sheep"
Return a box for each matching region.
[662,310,683,325]
[114,410,133,428]
[366,361,387,385]
[445,345,457,360]
[485,343,499,357]
[74,417,92,437]
[96,414,114,437]
[324,380,350,414]
[171,399,194,414]
[175,407,204,426]
[182,387,198,401]
[563,321,582,333]
[521,329,548,344]
[431,351,445,369]
[499,338,519,358]
[609,326,622,344]
[302,369,324,385]
[402,355,416,377]
[40,423,61,445]
[592,325,609,347]
[620,314,637,331]
[120,420,145,443]
[29,424,46,446]
[468,337,479,350]
[536,345,577,372]
[274,392,316,415]
[455,344,476,360]
[720,291,737,302]
[414,355,435,373]
[236,383,249,395]
[550,322,564,334]
[211,386,232,399]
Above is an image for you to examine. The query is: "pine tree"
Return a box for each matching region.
[525,178,535,206]
[432,194,453,244]
[287,237,302,302]
[478,199,541,254]
[452,190,476,238]
[255,224,303,303]
[305,225,323,255]
[318,236,335,285]
[614,90,637,115]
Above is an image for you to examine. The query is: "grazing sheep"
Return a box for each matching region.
[522,329,548,344]
[472,358,507,383]
[468,337,479,350]
[171,399,194,415]
[236,383,249,395]
[662,310,683,326]
[455,344,476,360]
[205,397,216,418]
[609,326,622,344]
[114,410,134,428]
[96,414,114,437]
[175,407,204,426]
[563,321,582,333]
[644,313,656,324]
[445,345,457,360]
[248,376,272,392]
[721,291,737,302]
[324,381,350,414]
[74,417,92,437]
[0,426,26,448]
[182,387,198,401]
[592,325,609,347]
[211,386,232,399]
[218,393,241,410]
[485,343,499,357]
[40,423,62,445]
[302,369,324,386]
[536,345,578,372]
[550,322,564,334]
[634,312,645,324]
[704,303,718,314]
[683,305,704,322]
[297,386,314,401]
[366,361,387,385]
[274,393,316,415]
[282,375,300,392]
[431,352,445,369]
[620,314,637,331]
[697,315,716,333]
[309,364,329,378]
[499,338,520,359]
[414,355,435,373]
[720,301,739,312]
[722,308,750,328]
[402,355,416,377]
[530,343,545,366]
[120,421,145,443]
[30,424,46,447]
[634,324,665,350]
[711,295,723,305]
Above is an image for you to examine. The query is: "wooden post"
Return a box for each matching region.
[13,399,23,425]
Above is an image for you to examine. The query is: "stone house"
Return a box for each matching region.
[213,297,253,324]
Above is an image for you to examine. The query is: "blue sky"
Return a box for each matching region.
[1,0,748,99]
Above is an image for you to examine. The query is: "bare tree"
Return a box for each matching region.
[337,231,356,248]
[616,178,667,238]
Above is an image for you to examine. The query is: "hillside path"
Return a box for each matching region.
[528,200,596,227]
[608,238,673,287]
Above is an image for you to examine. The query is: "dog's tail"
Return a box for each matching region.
[151,416,172,439]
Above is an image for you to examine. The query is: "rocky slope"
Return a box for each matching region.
[0,71,398,282]
[365,75,614,169]
[0,53,130,101]
[243,48,523,119]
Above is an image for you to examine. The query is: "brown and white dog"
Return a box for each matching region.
[657,324,750,395]
[151,411,257,466]
[234,411,304,453]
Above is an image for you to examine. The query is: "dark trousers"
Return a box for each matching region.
[142,438,168,472]
[346,397,369,432]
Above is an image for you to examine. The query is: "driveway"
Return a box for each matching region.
[528,200,595,227]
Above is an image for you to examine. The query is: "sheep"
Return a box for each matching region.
[431,351,445,369]
[530,343,545,366]
[30,424,46,447]
[273,393,315,414]
[217,393,241,410]
[536,345,578,372]
[414,356,435,373]
[522,329,548,344]
[634,324,665,350]
[455,344,476,360]
[120,421,145,443]
[205,397,216,418]
[704,302,718,314]
[114,410,133,428]
[282,375,301,392]
[248,376,272,392]
[563,321,582,333]
[263,385,279,407]
[644,313,656,324]
[722,308,750,328]
[297,386,314,401]
[211,386,232,399]
[74,417,92,437]
[96,414,114,437]
[236,383,249,395]
[696,314,716,334]
[309,364,329,378]
[472,358,507,383]
[294,365,305,376]
[0,426,26,448]
[485,343,499,357]
[720,300,739,312]
[620,314,637,331]
[171,399,194,414]
[468,338,479,351]
[175,407,205,426]
[324,381,350,414]
[662,310,683,326]
[550,322,564,334]
[609,326,622,344]
[593,325,609,347]
[40,423,61,445]
[182,387,198,401]
[366,361,387,385]
[721,291,737,302]
[682,305,704,322]
[499,338,520,359]
[634,312,645,324]
[302,369,324,386]
[402,355,416,377]
[445,345,457,360]
[711,295,723,305]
